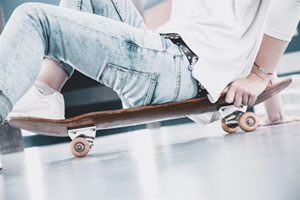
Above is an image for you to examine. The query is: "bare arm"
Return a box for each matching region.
[225,34,288,107]
[225,34,299,125]
[259,72,300,126]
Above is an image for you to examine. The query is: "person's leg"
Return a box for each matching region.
[0,3,197,122]
[7,55,66,119]
[8,0,149,119]
[36,0,147,91]
[37,57,68,91]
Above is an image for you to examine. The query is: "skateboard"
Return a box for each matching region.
[7,78,292,158]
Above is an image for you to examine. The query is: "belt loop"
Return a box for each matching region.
[161,33,198,69]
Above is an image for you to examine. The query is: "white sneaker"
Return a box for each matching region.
[7,85,65,119]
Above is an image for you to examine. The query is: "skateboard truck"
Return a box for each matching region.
[218,105,259,133]
[68,126,97,157]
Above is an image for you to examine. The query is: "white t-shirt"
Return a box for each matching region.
[157,0,271,103]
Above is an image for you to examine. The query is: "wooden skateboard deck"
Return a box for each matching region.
[7,78,292,137]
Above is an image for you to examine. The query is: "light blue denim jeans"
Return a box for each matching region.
[0,0,198,123]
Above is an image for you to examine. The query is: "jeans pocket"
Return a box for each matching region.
[99,63,158,108]
[124,32,166,53]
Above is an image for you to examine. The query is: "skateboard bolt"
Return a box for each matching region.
[246,117,255,126]
[75,142,85,153]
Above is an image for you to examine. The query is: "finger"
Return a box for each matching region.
[285,117,300,123]
[248,94,257,107]
[234,89,243,107]
[225,87,235,104]
[222,86,229,95]
[242,92,249,106]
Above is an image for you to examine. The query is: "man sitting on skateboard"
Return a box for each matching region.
[1,0,300,126]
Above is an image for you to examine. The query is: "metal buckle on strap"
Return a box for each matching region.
[188,57,199,71]
[161,33,199,71]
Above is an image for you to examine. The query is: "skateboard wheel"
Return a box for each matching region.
[70,137,90,158]
[239,112,259,132]
[221,119,240,133]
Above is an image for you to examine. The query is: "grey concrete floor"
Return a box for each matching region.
[1,74,300,200]
[1,120,300,200]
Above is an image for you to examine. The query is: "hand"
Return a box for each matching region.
[224,72,270,107]
[259,115,300,126]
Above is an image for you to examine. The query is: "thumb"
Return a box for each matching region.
[222,86,229,95]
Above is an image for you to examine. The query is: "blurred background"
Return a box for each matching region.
[0,0,299,149]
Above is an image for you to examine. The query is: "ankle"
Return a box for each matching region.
[35,80,58,95]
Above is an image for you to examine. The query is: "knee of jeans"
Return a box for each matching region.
[14,3,40,15]
[13,3,46,22]
[59,0,83,10]
[59,0,107,12]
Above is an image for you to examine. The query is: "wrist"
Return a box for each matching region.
[254,62,273,76]
[251,63,273,84]
[250,71,270,86]
[266,112,285,122]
